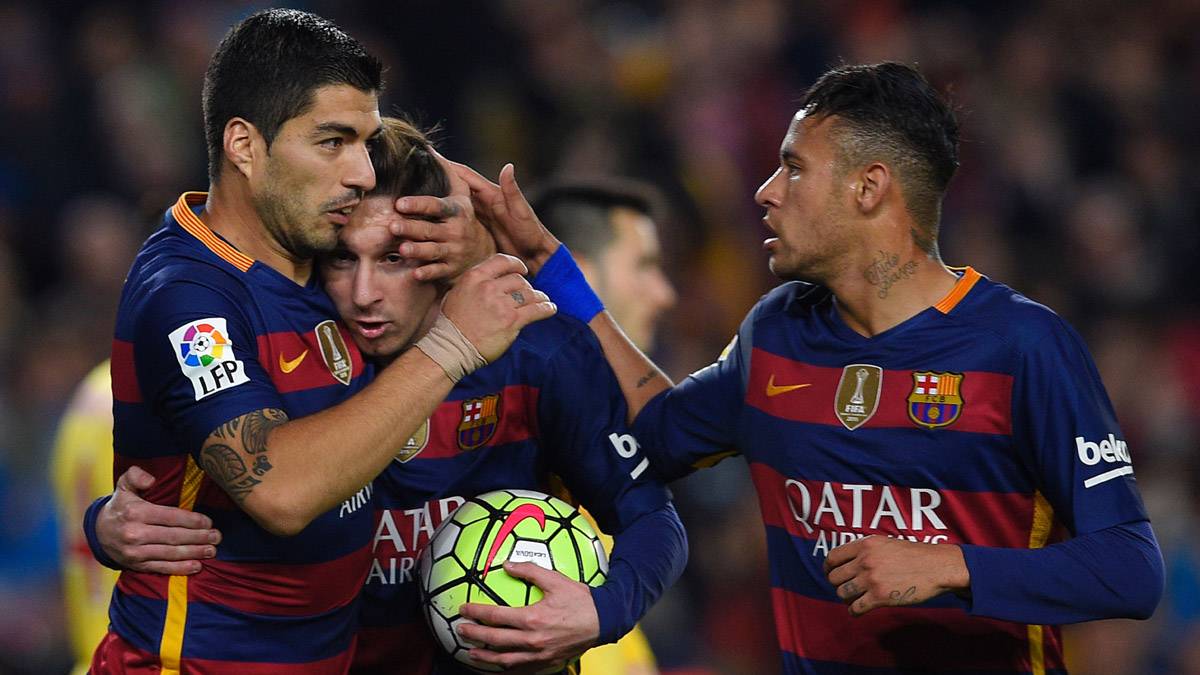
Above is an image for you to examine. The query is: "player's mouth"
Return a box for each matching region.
[762,215,781,251]
[326,204,356,226]
[352,319,390,339]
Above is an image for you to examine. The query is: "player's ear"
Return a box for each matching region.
[855,162,890,214]
[224,117,260,181]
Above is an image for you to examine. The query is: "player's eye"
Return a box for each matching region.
[320,137,344,150]
[326,250,355,268]
[383,253,405,265]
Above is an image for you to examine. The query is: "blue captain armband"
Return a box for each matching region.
[530,245,604,323]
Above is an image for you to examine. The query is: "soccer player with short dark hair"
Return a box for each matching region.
[93,10,552,673]
[462,61,1164,674]
[531,179,676,352]
[91,117,686,675]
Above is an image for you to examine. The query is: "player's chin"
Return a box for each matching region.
[348,334,392,362]
[767,253,816,283]
[290,226,339,259]
[310,225,341,252]
[767,255,797,280]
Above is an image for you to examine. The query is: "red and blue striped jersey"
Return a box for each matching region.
[634,267,1149,674]
[97,193,376,674]
[352,315,678,674]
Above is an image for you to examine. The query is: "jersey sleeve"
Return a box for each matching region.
[961,520,1163,623]
[133,279,284,454]
[537,327,671,534]
[959,317,1162,623]
[632,315,751,481]
[1011,317,1149,535]
[536,327,687,644]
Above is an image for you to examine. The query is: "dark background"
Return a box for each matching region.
[1,1,1199,672]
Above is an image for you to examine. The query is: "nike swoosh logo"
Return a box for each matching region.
[766,374,812,397]
[481,503,546,579]
[279,350,309,374]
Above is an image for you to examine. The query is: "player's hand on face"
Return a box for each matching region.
[390,150,496,282]
[442,253,555,361]
[450,160,561,276]
[98,466,221,575]
[823,535,970,616]
[456,561,600,672]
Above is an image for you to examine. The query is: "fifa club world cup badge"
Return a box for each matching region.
[315,319,353,385]
[907,371,965,429]
[457,394,501,451]
[394,419,430,463]
[834,364,883,430]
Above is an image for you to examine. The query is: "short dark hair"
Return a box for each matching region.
[368,117,449,199]
[529,178,663,259]
[799,62,959,250]
[202,9,383,182]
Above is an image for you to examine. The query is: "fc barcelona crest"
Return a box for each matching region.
[457,394,501,450]
[907,372,964,429]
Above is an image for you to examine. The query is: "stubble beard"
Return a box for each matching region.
[255,184,336,261]
[769,247,811,282]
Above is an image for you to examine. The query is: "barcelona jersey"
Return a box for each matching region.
[351,315,673,674]
[634,267,1148,674]
[96,193,375,674]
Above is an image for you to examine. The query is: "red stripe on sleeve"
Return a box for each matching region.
[111,339,142,403]
[746,349,1013,435]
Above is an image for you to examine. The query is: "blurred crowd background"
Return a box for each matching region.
[1,0,1199,673]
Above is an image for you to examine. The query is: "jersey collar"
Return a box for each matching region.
[170,192,255,273]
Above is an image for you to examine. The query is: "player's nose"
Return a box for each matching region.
[650,269,676,311]
[343,142,376,193]
[352,268,382,308]
[755,168,784,208]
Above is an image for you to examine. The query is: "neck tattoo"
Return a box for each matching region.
[864,250,919,299]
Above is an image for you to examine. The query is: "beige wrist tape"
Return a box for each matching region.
[415,312,487,383]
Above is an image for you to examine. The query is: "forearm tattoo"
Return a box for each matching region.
[635,370,659,388]
[199,443,262,503]
[241,408,287,455]
[201,408,288,503]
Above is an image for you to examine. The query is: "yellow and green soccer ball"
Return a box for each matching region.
[417,489,609,673]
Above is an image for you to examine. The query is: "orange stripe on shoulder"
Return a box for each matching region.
[934,266,981,314]
[171,192,254,273]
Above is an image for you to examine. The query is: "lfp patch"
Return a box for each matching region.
[457,394,500,451]
[907,371,964,429]
[169,318,250,400]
